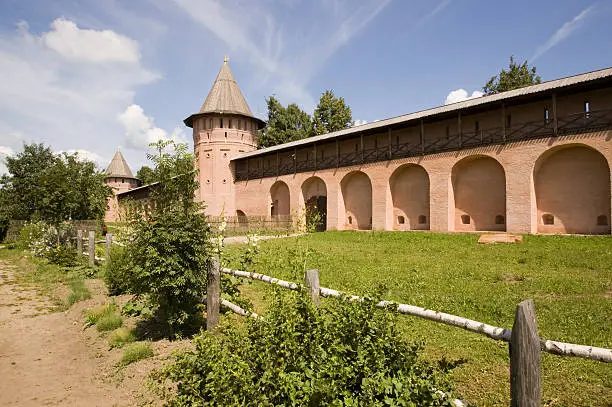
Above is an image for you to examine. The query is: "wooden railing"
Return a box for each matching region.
[234,108,612,181]
[206,263,612,406]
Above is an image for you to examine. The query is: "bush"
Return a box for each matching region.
[103,246,132,295]
[158,290,458,406]
[96,313,123,332]
[120,342,154,366]
[109,327,137,348]
[46,245,78,267]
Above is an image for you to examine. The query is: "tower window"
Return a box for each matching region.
[544,108,550,124]
[225,132,227,139]
[122,178,125,183]
[238,119,242,130]
[229,119,233,129]
[220,118,224,128]
[209,119,213,129]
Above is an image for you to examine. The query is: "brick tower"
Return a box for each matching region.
[104,150,139,222]
[184,57,265,216]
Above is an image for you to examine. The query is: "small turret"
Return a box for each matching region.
[104,150,139,221]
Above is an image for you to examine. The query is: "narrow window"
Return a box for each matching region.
[542,214,554,225]
[209,119,213,129]
[461,215,470,225]
[229,119,233,129]
[225,132,227,139]
[474,121,479,134]
[597,215,608,226]
[121,178,125,183]
[585,101,590,118]
[397,216,405,225]
[238,119,242,129]
[506,114,512,129]
[544,108,550,124]
[348,216,352,225]
[418,215,427,224]
[495,215,505,225]
[220,118,224,128]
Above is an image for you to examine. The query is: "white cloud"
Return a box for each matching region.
[0,18,161,175]
[531,4,596,62]
[353,119,368,126]
[0,146,15,156]
[63,149,106,168]
[119,104,186,149]
[445,89,484,105]
[171,0,391,112]
[41,18,141,63]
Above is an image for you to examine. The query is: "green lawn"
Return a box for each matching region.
[225,231,612,407]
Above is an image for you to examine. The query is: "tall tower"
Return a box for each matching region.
[104,150,139,222]
[184,58,265,216]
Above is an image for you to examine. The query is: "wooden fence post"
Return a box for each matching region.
[206,257,221,331]
[510,299,542,407]
[88,231,95,267]
[105,233,112,260]
[77,230,83,256]
[304,269,320,306]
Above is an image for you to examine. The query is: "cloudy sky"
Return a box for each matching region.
[0,0,610,174]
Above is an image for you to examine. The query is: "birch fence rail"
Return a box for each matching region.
[209,263,612,407]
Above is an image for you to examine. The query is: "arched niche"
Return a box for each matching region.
[341,171,372,230]
[389,164,430,230]
[301,177,327,232]
[270,181,290,217]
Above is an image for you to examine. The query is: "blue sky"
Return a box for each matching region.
[0,0,610,173]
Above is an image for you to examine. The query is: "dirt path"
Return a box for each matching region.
[0,261,132,407]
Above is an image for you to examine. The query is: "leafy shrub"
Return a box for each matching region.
[103,246,133,295]
[158,290,458,406]
[109,327,137,348]
[120,342,154,366]
[122,297,154,318]
[96,313,123,332]
[46,245,78,267]
[86,304,118,325]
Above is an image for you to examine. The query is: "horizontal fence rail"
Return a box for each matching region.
[219,267,612,363]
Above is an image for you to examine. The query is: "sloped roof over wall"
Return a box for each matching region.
[105,151,136,178]
[233,66,612,160]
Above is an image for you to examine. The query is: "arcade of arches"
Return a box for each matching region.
[234,140,611,235]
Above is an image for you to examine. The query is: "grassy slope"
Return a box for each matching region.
[225,232,612,407]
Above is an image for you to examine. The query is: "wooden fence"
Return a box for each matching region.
[208,215,294,236]
[75,231,121,266]
[4,220,102,243]
[206,262,612,407]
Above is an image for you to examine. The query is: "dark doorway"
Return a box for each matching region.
[305,195,327,232]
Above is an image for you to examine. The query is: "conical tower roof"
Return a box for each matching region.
[105,150,136,179]
[184,58,265,128]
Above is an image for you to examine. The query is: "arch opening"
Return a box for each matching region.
[270,181,290,218]
[341,171,372,230]
[535,145,611,234]
[390,164,430,230]
[452,156,506,232]
[301,177,327,232]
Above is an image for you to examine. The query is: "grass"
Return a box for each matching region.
[96,313,123,332]
[109,327,137,348]
[224,231,612,407]
[0,247,91,308]
[119,342,154,366]
[86,303,118,325]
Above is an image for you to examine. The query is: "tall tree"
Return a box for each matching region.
[258,96,313,148]
[136,165,157,185]
[483,56,542,95]
[0,143,111,223]
[313,90,352,135]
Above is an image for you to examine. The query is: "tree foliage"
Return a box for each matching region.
[136,165,157,186]
[483,56,542,95]
[158,289,458,406]
[258,90,353,148]
[0,143,111,224]
[110,141,212,336]
[313,89,352,136]
[258,96,313,148]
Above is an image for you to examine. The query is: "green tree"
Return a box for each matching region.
[0,144,111,223]
[258,96,313,148]
[120,140,212,335]
[313,89,352,135]
[483,56,542,95]
[136,165,157,185]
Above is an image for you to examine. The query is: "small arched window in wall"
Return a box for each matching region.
[418,215,427,224]
[122,178,125,183]
[348,216,352,225]
[542,214,554,225]
[222,179,227,184]
[544,108,550,124]
[209,119,213,129]
[397,216,405,225]
[206,179,210,184]
[461,215,470,225]
[584,101,590,118]
[495,215,505,225]
[220,118,224,128]
[597,215,608,226]
[225,132,227,140]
